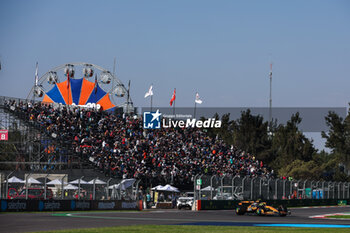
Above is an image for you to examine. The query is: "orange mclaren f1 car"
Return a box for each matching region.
[235,200,290,217]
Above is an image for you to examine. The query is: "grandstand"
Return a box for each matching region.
[0,95,269,191]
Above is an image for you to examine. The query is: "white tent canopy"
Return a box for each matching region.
[69,179,88,185]
[158,184,180,192]
[87,179,107,185]
[47,179,68,185]
[108,178,135,190]
[6,176,24,183]
[26,177,42,184]
[151,185,164,190]
[63,184,79,190]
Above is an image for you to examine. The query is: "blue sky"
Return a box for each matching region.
[0,0,349,149]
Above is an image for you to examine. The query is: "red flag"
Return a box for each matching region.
[94,75,98,94]
[67,71,70,89]
[170,88,176,106]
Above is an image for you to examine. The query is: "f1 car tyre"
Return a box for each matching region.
[235,206,246,215]
[278,205,288,217]
[256,207,265,216]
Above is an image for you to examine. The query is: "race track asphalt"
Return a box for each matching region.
[1,206,350,233]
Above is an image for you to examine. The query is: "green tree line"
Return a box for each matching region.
[208,105,350,181]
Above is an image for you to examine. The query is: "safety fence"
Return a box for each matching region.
[193,175,350,201]
[0,173,141,201]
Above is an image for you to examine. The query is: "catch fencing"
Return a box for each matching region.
[194,175,350,201]
[0,172,141,201]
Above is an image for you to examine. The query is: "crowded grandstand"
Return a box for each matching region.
[4,100,272,188]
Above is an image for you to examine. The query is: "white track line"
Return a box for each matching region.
[310,213,350,220]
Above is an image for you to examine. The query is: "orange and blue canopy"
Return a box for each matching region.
[42,78,115,111]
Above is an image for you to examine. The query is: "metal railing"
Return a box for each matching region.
[0,172,141,201]
[194,175,350,201]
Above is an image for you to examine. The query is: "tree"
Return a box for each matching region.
[322,107,350,165]
[278,159,321,180]
[208,110,331,179]
[231,109,272,162]
[270,113,316,170]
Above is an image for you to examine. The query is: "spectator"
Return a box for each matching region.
[5,100,271,187]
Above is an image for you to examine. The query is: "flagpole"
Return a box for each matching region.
[150,83,153,112]
[194,102,197,119]
[173,88,176,116]
[269,67,272,125]
[194,93,202,119]
[33,62,37,103]
[67,72,70,111]
[68,82,70,109]
[95,75,97,110]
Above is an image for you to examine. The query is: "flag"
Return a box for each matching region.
[195,92,202,104]
[67,71,70,89]
[170,88,176,106]
[35,62,38,86]
[94,75,98,94]
[144,85,153,98]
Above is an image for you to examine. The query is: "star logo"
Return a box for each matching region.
[150,109,162,122]
[143,109,162,129]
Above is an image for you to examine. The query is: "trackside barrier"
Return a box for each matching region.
[194,175,350,201]
[196,199,350,210]
[138,200,143,211]
[0,199,141,212]
[196,200,201,211]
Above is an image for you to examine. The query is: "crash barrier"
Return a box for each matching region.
[193,175,350,201]
[0,199,142,212]
[196,199,350,210]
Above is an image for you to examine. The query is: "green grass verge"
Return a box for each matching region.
[29,225,350,233]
